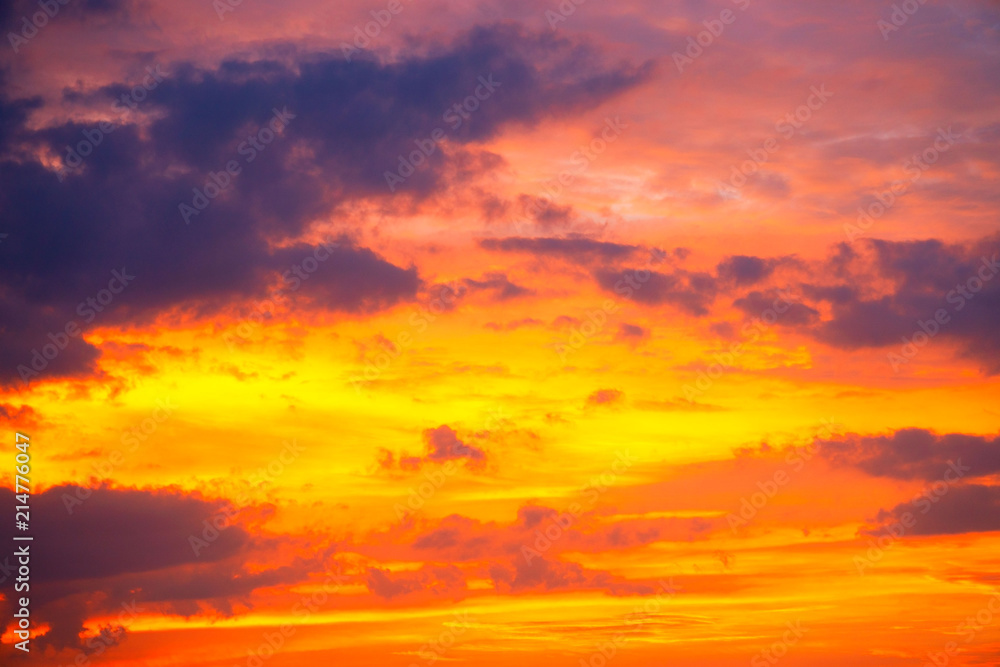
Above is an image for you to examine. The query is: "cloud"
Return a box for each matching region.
[365,502,717,565]
[732,289,819,325]
[0,484,309,654]
[615,323,649,344]
[593,267,718,316]
[0,23,651,387]
[715,255,780,286]
[479,236,643,262]
[870,484,1000,536]
[365,564,467,600]
[484,318,544,331]
[818,428,1000,481]
[808,237,1000,373]
[377,425,488,472]
[0,402,37,428]
[462,272,534,301]
[633,398,726,412]
[359,506,693,597]
[586,389,624,407]
[488,554,670,596]
[607,235,1000,375]
[271,241,419,314]
[0,0,129,32]
[423,425,488,466]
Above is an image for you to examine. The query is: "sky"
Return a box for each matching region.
[1,0,999,665]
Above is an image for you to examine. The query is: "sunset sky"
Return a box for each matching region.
[1,0,1000,665]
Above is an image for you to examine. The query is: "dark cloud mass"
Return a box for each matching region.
[593,267,719,315]
[587,236,1000,375]
[871,484,1000,536]
[376,424,488,472]
[0,24,652,387]
[805,237,1000,373]
[818,428,1000,481]
[423,425,487,465]
[0,485,306,654]
[479,236,643,262]
[716,255,779,286]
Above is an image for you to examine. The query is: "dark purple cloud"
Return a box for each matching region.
[593,267,718,316]
[585,236,1000,374]
[716,255,784,286]
[0,0,129,33]
[365,564,466,600]
[810,237,1000,373]
[0,24,652,387]
[462,272,534,301]
[480,236,643,262]
[818,428,1000,481]
[870,484,1000,536]
[0,484,315,655]
[733,289,819,325]
[424,425,487,466]
[616,323,649,344]
[376,425,488,472]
